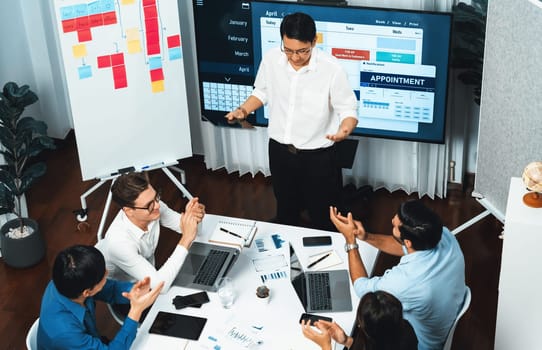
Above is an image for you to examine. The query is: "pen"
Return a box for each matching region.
[142,162,165,170]
[220,227,245,240]
[307,253,330,268]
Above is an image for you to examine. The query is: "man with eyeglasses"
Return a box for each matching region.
[225,12,358,231]
[329,199,467,350]
[96,171,205,319]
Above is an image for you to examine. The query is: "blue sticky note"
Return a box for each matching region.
[78,65,92,79]
[169,47,182,60]
[149,56,162,70]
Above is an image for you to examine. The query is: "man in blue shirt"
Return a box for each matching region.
[330,199,467,350]
[38,245,164,349]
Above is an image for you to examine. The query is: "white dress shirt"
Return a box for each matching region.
[251,47,358,150]
[96,200,187,293]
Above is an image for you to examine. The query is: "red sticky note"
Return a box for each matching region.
[147,42,160,55]
[62,19,77,33]
[111,53,124,66]
[97,55,112,68]
[113,65,127,89]
[149,68,164,82]
[103,11,117,25]
[77,29,92,42]
[145,18,159,33]
[143,5,157,19]
[142,0,156,6]
[76,16,90,31]
[89,14,104,27]
[167,35,180,48]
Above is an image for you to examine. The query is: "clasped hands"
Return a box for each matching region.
[124,277,164,321]
[179,197,206,247]
[329,206,367,243]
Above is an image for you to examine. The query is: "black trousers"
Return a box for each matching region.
[268,138,342,232]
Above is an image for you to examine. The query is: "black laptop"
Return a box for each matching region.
[173,241,240,292]
[290,247,352,313]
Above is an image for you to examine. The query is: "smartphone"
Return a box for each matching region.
[302,236,332,247]
[173,291,210,309]
[299,313,333,324]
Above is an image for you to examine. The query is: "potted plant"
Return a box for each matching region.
[0,81,55,268]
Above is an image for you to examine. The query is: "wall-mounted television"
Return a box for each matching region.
[193,0,452,143]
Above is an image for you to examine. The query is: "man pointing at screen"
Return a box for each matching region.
[226,12,358,231]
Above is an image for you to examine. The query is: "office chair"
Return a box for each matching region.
[107,303,125,326]
[25,317,39,350]
[443,286,471,350]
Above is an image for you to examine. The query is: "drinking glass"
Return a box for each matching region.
[216,277,235,308]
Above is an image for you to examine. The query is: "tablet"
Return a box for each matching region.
[149,311,207,340]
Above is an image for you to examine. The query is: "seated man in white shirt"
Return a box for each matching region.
[96,171,205,319]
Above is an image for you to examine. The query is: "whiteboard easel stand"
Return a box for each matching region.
[75,163,193,242]
[451,192,506,237]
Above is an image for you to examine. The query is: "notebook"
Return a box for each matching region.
[208,219,258,249]
[173,241,240,292]
[307,249,343,271]
[290,247,352,313]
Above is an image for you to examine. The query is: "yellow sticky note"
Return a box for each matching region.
[121,0,135,5]
[126,27,139,41]
[151,80,165,93]
[72,44,87,58]
[127,39,141,54]
[316,32,323,44]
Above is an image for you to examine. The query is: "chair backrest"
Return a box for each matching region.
[442,286,471,350]
[26,317,39,350]
[107,303,125,326]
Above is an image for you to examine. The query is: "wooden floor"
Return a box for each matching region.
[0,133,503,350]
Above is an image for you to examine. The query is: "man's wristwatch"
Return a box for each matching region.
[345,242,359,252]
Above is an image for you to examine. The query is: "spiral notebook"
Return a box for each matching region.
[208,219,258,249]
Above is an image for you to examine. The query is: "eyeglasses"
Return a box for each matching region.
[281,43,312,56]
[127,191,161,213]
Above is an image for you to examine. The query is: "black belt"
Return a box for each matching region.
[275,140,332,155]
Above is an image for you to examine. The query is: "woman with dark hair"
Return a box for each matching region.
[302,291,417,350]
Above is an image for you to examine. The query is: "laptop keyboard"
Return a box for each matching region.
[308,273,332,311]
[193,249,229,286]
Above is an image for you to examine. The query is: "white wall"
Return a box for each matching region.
[0,2,73,139]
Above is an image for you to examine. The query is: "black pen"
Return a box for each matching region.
[220,227,245,240]
[307,253,330,268]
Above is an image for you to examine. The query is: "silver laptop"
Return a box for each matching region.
[173,241,240,292]
[290,247,352,312]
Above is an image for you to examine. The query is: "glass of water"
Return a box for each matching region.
[216,277,235,308]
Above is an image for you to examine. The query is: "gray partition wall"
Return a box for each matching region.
[475,0,542,218]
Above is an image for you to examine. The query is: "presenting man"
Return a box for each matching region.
[226,12,358,231]
[330,199,467,350]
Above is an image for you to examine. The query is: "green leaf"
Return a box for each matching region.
[18,162,47,194]
[0,183,16,215]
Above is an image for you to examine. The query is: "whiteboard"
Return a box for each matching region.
[474,0,542,218]
[52,0,191,180]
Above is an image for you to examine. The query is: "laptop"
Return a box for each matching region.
[173,241,240,292]
[290,248,352,313]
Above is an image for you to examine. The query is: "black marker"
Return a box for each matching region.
[307,253,330,268]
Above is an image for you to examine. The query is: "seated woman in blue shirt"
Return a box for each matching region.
[301,290,417,350]
[37,245,163,349]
